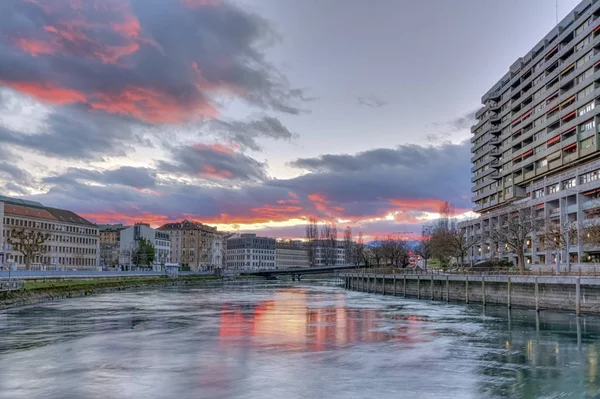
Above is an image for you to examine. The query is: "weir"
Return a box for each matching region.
[341,272,600,315]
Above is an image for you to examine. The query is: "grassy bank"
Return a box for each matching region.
[0,275,217,310]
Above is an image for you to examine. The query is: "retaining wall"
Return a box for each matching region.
[341,273,600,314]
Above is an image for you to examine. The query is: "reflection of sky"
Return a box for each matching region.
[1,284,600,398]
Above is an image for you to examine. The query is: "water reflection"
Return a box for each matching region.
[0,283,600,398]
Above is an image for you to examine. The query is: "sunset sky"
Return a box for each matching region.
[0,0,582,240]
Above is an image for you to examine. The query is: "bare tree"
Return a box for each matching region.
[487,207,543,272]
[7,229,50,270]
[355,231,365,266]
[414,225,434,270]
[381,234,409,267]
[444,226,478,268]
[344,226,353,264]
[329,222,338,265]
[305,217,319,266]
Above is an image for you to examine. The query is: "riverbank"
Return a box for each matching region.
[342,272,600,315]
[0,275,218,310]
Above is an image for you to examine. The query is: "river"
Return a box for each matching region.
[0,281,598,399]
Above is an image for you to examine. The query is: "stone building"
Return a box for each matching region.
[158,220,224,271]
[0,195,99,270]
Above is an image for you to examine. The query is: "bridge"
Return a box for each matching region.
[239,264,362,280]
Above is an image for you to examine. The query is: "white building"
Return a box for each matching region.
[1,196,99,270]
[119,223,170,270]
[276,240,309,269]
[226,233,276,270]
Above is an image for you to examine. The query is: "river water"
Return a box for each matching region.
[0,281,599,399]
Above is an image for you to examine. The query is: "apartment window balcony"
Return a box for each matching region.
[490,115,501,124]
[490,126,501,135]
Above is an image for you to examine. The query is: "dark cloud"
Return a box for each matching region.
[24,141,472,232]
[357,96,387,108]
[158,144,269,182]
[205,116,297,151]
[43,166,157,189]
[0,162,38,195]
[447,109,478,132]
[0,0,308,160]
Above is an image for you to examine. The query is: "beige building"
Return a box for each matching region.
[158,220,225,270]
[0,196,99,270]
[99,224,126,268]
[276,240,309,269]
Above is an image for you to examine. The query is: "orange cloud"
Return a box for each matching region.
[14,38,55,56]
[90,86,219,124]
[308,193,344,214]
[192,143,234,155]
[1,81,87,104]
[81,211,173,226]
[199,164,234,180]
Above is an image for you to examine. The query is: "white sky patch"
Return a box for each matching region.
[0,89,52,134]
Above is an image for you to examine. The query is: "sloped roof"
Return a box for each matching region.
[4,204,56,221]
[44,207,96,226]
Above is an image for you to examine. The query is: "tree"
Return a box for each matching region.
[414,225,434,270]
[541,219,579,264]
[305,217,319,266]
[486,207,543,272]
[6,229,50,270]
[132,238,156,269]
[344,226,353,264]
[444,226,478,268]
[381,234,409,267]
[354,231,365,266]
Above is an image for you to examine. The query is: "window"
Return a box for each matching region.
[548,183,560,194]
[581,119,596,133]
[575,35,592,52]
[578,84,595,101]
[533,188,544,199]
[576,68,594,84]
[537,158,548,168]
[579,101,595,117]
[581,136,596,149]
[563,178,576,189]
[534,144,545,154]
[575,18,592,37]
[581,170,599,184]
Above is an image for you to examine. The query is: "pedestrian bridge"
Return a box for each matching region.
[239,264,361,280]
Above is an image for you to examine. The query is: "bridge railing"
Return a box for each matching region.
[343,266,600,277]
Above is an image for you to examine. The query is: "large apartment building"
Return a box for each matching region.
[0,196,99,270]
[119,223,171,270]
[464,0,600,266]
[158,220,224,271]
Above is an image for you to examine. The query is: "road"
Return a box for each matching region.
[0,270,213,279]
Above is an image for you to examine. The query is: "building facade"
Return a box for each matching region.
[119,223,170,270]
[158,220,224,271]
[0,196,99,270]
[226,233,276,270]
[276,240,309,269]
[99,224,126,268]
[312,239,346,266]
[463,0,600,266]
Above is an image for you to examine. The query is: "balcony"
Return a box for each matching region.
[524,170,535,180]
[490,126,501,135]
[490,115,501,124]
[489,137,501,146]
[515,174,524,184]
[490,172,501,180]
[490,148,501,157]
[490,159,500,168]
[489,91,501,101]
[583,198,600,210]
[489,102,501,112]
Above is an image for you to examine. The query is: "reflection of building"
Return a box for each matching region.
[119,223,170,270]
[226,233,275,270]
[0,195,99,270]
[158,219,224,270]
[99,224,127,268]
[276,240,309,269]
[461,2,600,266]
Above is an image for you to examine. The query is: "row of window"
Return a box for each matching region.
[3,218,97,235]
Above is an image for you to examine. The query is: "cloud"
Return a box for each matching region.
[204,116,297,151]
[43,166,157,189]
[0,162,38,194]
[357,96,387,108]
[158,143,269,182]
[0,0,309,161]
[22,141,472,239]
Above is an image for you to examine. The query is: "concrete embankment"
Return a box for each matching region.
[0,275,218,310]
[342,273,600,315]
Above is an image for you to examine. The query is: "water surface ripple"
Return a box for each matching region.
[0,281,599,399]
